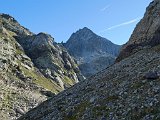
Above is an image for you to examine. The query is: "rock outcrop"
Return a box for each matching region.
[64,27,121,77]
[0,14,83,119]
[17,32,84,89]
[19,1,160,120]
[116,0,160,62]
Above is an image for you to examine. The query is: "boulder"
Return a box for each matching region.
[144,71,159,80]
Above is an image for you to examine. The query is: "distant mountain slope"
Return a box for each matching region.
[64,27,121,77]
[0,13,83,119]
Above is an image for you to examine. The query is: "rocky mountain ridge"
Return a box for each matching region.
[19,1,160,120]
[64,27,121,77]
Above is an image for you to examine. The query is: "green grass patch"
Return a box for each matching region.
[131,81,144,89]
[64,101,91,120]
[20,65,62,94]
[63,76,75,87]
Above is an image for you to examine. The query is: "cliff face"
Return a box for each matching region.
[64,27,121,77]
[17,32,84,89]
[0,14,83,119]
[19,1,160,120]
[116,0,160,62]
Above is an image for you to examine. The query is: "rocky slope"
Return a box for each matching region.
[18,44,160,120]
[64,27,121,77]
[116,0,160,62]
[19,1,160,120]
[0,14,83,119]
[0,14,50,119]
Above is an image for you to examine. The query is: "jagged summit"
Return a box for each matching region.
[66,27,119,56]
[77,27,93,34]
[68,27,95,43]
[64,27,121,77]
[68,27,111,43]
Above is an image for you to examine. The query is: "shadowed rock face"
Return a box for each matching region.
[18,1,160,120]
[116,0,160,62]
[64,27,121,77]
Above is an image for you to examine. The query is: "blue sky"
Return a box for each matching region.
[0,0,152,45]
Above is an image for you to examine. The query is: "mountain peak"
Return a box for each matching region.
[70,27,94,39]
[68,27,96,43]
[64,27,121,77]
[81,27,91,31]
[77,27,93,34]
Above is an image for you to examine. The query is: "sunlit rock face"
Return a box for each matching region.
[116,0,160,62]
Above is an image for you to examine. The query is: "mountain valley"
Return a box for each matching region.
[1,0,160,120]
